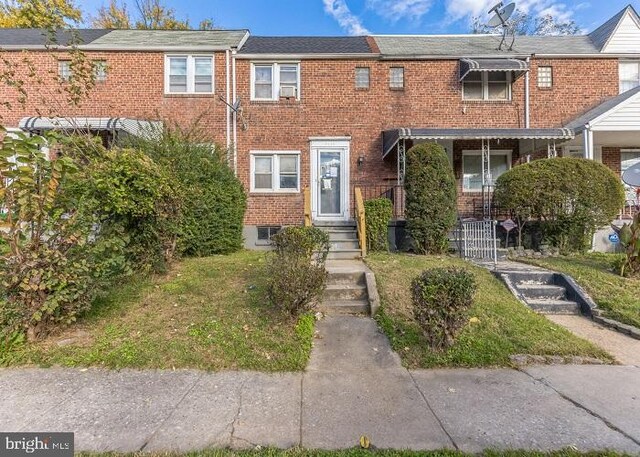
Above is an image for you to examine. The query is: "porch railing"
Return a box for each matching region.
[304,187,312,227]
[619,200,639,220]
[354,187,367,257]
[460,220,498,267]
[351,182,405,220]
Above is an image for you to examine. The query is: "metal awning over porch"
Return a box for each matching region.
[382,128,575,159]
[18,117,162,140]
[459,58,529,81]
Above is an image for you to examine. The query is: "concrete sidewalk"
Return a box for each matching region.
[1,316,639,453]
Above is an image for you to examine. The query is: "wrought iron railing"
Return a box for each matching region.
[351,182,405,220]
[459,219,498,267]
[619,200,639,220]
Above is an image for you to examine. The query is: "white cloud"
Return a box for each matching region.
[323,0,371,35]
[445,0,574,23]
[365,0,434,23]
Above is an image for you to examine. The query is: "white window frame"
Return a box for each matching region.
[462,71,512,101]
[250,62,301,101]
[537,66,552,88]
[250,151,301,193]
[164,54,214,95]
[462,149,512,193]
[619,60,640,94]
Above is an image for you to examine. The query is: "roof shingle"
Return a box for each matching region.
[239,36,373,54]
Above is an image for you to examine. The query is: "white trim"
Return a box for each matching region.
[587,89,640,130]
[461,149,512,193]
[462,71,512,101]
[250,61,301,101]
[164,54,214,95]
[601,8,640,54]
[249,151,301,194]
[310,138,351,221]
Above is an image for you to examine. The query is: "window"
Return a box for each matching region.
[463,71,512,101]
[620,61,640,93]
[58,61,72,81]
[355,67,370,89]
[538,66,552,88]
[251,152,300,192]
[251,63,300,100]
[462,150,511,192]
[257,226,281,241]
[164,55,214,94]
[94,60,107,82]
[389,67,404,89]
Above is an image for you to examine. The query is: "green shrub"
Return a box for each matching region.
[0,131,128,341]
[494,157,626,253]
[266,226,330,315]
[411,267,477,350]
[365,198,393,252]
[405,143,457,254]
[128,130,246,256]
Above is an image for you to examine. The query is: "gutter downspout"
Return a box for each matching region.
[524,56,531,128]
[232,47,238,176]
[225,49,231,159]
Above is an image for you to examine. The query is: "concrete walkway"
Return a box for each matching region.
[1,316,640,453]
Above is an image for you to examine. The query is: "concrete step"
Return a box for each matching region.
[507,272,557,285]
[326,230,358,241]
[314,221,357,228]
[517,284,567,301]
[526,299,581,315]
[327,249,362,260]
[320,300,370,315]
[329,239,360,250]
[326,272,366,286]
[323,284,368,301]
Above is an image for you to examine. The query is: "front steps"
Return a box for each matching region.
[504,271,581,315]
[316,222,362,260]
[319,261,374,316]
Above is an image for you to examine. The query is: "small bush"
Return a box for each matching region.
[365,198,393,252]
[411,267,477,350]
[494,157,625,253]
[266,226,330,315]
[405,143,457,254]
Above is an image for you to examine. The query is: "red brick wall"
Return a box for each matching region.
[0,50,230,142]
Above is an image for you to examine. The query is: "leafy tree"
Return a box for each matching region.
[0,0,82,28]
[471,9,580,36]
[405,143,457,255]
[92,0,216,30]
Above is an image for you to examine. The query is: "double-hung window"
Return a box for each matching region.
[619,61,640,93]
[463,71,511,101]
[251,152,300,192]
[251,63,300,100]
[165,55,214,94]
[462,150,511,192]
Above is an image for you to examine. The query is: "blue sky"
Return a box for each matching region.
[77,0,638,35]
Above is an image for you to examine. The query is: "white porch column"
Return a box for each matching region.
[583,127,594,160]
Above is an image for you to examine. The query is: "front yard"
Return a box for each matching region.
[1,251,314,371]
[519,253,640,329]
[366,253,612,369]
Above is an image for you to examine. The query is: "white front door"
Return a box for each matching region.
[310,139,350,221]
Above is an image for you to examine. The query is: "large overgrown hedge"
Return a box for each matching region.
[365,198,393,252]
[405,143,457,254]
[130,131,246,256]
[494,157,625,252]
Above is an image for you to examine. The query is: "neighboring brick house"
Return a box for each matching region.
[1,5,640,250]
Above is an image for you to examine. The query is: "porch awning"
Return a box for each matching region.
[18,117,162,140]
[382,128,575,158]
[459,58,529,81]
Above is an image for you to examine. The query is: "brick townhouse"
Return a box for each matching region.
[1,5,640,251]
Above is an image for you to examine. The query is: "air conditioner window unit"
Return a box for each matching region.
[280,85,297,98]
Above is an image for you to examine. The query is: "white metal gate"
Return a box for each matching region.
[460,220,498,266]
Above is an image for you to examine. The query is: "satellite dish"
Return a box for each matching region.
[487,2,516,27]
[623,162,640,187]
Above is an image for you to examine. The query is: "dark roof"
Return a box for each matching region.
[588,4,638,51]
[382,128,574,158]
[565,85,640,132]
[239,36,373,54]
[0,28,111,46]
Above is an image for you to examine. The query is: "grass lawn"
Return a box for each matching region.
[1,251,314,371]
[366,253,612,369]
[519,253,640,329]
[79,448,630,457]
